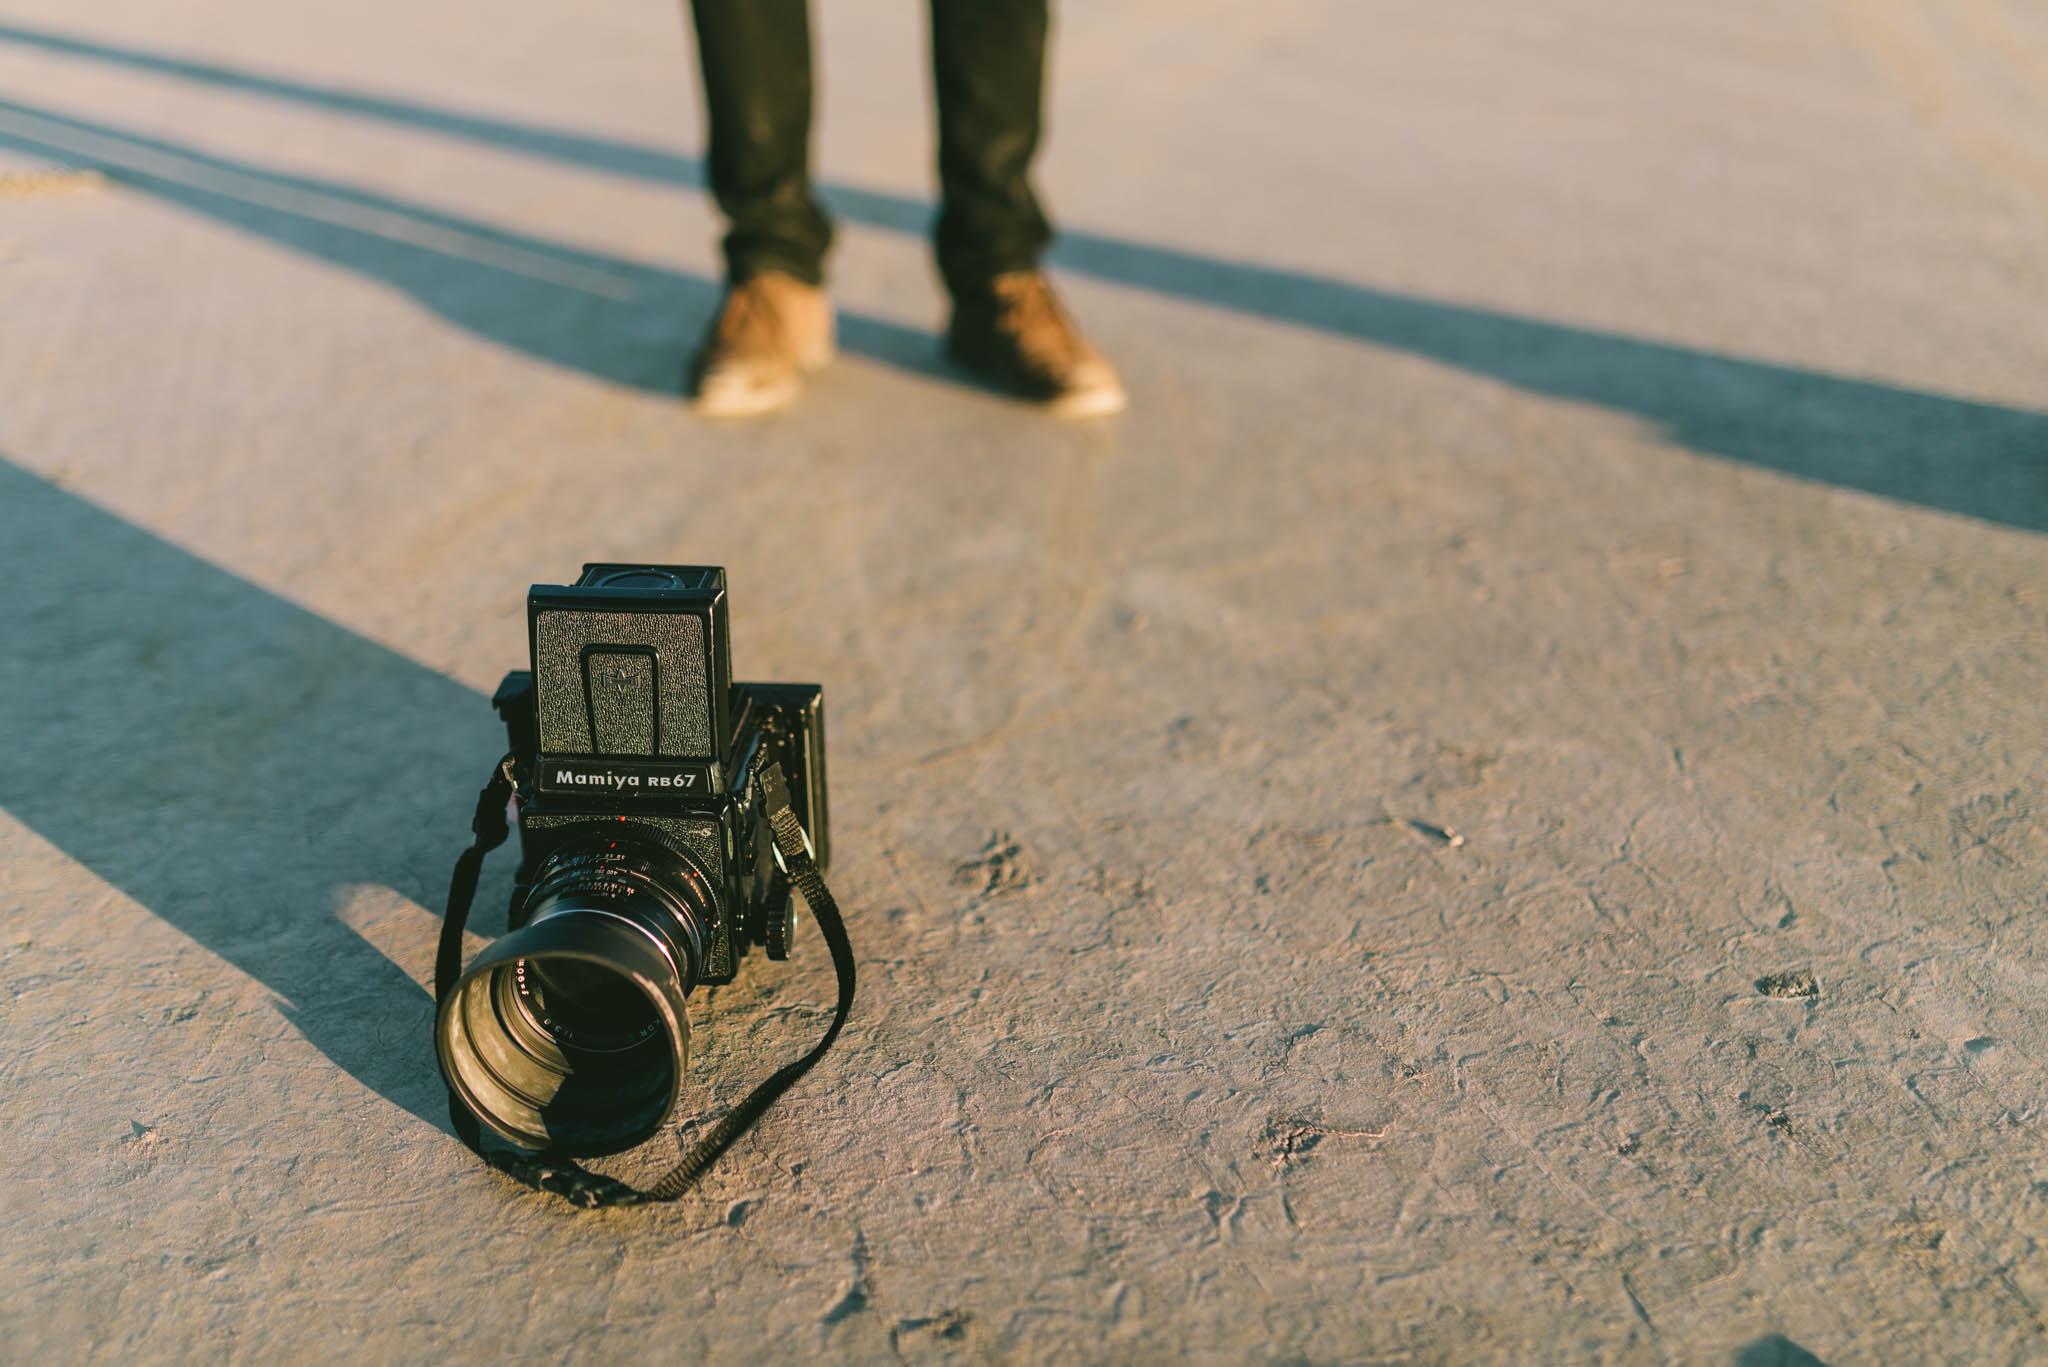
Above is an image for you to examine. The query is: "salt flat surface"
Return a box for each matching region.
[1,2,2044,1363]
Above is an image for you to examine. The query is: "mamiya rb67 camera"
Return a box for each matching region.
[435,565,828,1161]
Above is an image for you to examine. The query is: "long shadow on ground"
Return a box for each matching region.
[2,20,2043,531]
[0,457,497,1130]
[0,98,940,394]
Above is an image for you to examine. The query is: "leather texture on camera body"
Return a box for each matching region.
[531,608,713,758]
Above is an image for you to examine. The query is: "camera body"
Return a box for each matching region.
[436,563,830,1157]
[492,564,827,984]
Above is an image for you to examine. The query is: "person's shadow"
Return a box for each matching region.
[0,96,943,398]
[0,457,504,1129]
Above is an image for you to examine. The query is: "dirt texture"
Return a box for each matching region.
[1,1,2044,1363]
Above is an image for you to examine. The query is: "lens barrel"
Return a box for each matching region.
[435,839,714,1155]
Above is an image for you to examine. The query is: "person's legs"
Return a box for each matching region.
[928,0,1052,296]
[689,0,833,285]
[685,0,835,415]
[930,0,1124,416]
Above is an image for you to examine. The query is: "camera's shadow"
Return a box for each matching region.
[0,456,498,1130]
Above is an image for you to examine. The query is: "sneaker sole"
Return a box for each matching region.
[942,335,1127,419]
[1047,377,1129,419]
[691,339,837,420]
[694,371,804,419]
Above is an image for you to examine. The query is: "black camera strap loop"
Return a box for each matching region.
[433,755,518,1011]
[433,756,857,1210]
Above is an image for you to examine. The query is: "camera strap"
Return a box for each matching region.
[433,755,858,1210]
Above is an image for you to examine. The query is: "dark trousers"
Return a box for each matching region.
[688,0,1053,297]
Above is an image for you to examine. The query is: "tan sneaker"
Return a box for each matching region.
[945,271,1127,417]
[688,271,836,418]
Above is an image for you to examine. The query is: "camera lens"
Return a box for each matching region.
[436,838,716,1156]
[513,956,662,1052]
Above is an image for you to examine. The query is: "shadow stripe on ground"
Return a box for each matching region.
[2,19,2043,532]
